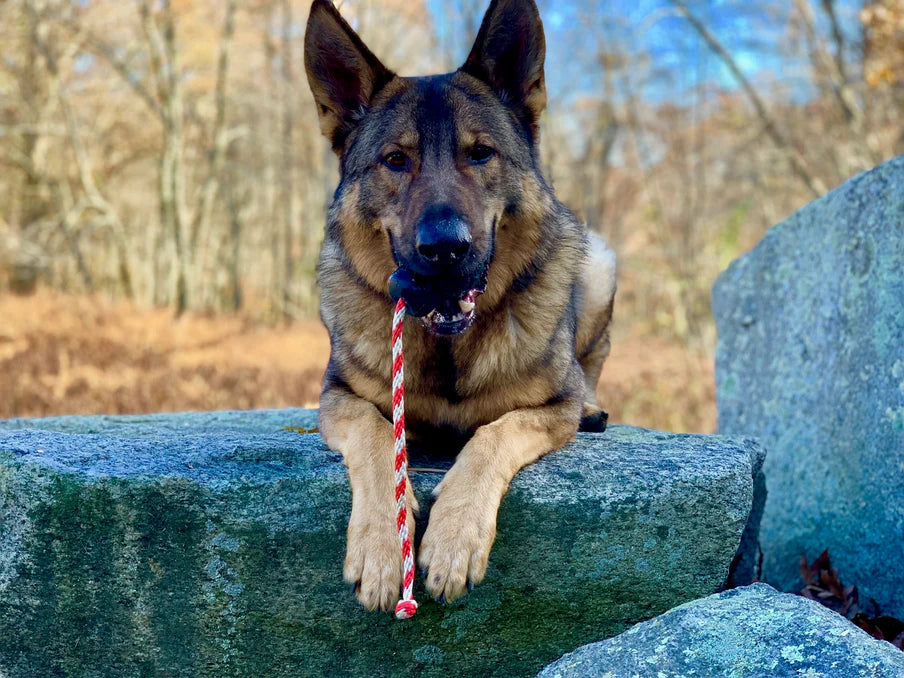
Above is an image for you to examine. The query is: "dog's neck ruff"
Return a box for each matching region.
[392,299,418,619]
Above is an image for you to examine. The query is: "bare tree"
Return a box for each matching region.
[671,0,828,198]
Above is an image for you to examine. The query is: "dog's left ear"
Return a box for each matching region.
[461,0,546,141]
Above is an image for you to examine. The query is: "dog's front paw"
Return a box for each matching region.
[418,477,498,603]
[579,403,609,432]
[344,489,418,611]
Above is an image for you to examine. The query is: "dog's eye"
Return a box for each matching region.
[382,151,409,171]
[468,144,495,164]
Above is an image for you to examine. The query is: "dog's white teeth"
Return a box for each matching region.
[458,300,475,313]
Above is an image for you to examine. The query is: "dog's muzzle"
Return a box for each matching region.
[389,268,485,336]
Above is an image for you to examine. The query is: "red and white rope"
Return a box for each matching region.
[392,298,418,619]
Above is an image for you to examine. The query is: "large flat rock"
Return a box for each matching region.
[539,583,904,678]
[0,409,764,677]
[713,155,904,617]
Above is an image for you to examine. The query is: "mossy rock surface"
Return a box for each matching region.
[540,583,904,678]
[1,409,764,678]
[714,155,904,617]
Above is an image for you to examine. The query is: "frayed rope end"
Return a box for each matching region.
[394,599,418,619]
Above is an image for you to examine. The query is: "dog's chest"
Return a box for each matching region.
[343,303,563,429]
[410,337,466,403]
[347,323,481,399]
[406,307,558,401]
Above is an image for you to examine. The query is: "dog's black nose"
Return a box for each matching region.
[415,205,471,268]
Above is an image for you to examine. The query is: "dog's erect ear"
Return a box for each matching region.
[461,0,546,140]
[304,0,394,151]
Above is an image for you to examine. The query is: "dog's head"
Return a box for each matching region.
[305,0,546,335]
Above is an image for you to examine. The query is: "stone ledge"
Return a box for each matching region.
[713,155,904,617]
[0,409,764,678]
[540,583,904,678]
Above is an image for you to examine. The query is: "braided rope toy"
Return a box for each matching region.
[391,298,418,619]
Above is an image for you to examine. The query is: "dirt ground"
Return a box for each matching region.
[0,290,716,432]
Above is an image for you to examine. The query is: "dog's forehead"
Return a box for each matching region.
[365,74,515,149]
[413,75,457,155]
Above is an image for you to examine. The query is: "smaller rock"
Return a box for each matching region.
[539,583,904,678]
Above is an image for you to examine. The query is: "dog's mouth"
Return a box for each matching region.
[419,288,483,336]
[388,269,486,336]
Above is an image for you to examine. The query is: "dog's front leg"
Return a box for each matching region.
[418,397,581,602]
[320,385,418,611]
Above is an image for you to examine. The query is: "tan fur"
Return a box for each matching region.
[319,197,613,605]
[576,233,617,407]
[320,387,419,611]
[306,0,617,610]
[418,396,580,599]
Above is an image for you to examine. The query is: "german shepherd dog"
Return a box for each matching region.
[304,0,616,611]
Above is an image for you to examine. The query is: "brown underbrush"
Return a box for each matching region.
[0,290,715,432]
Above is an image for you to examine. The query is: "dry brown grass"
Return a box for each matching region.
[597,330,716,433]
[0,290,715,432]
[0,290,326,418]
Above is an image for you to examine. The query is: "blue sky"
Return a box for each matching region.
[426,0,867,109]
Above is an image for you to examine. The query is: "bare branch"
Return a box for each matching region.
[793,0,861,126]
[31,6,133,295]
[0,123,66,138]
[820,0,848,85]
[190,0,238,257]
[138,0,171,106]
[78,33,164,121]
[671,0,827,198]
[278,0,295,321]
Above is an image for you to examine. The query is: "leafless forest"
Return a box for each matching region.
[0,0,901,429]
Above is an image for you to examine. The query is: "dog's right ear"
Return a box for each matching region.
[304,0,394,152]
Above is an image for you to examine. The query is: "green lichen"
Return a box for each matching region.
[541,585,904,678]
[0,413,764,677]
[714,155,904,618]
